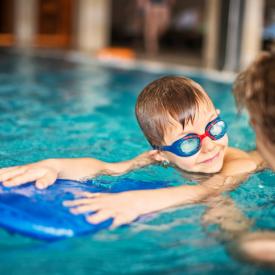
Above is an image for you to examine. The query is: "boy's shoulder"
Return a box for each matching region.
[226,147,266,170]
[221,147,260,176]
[225,147,251,161]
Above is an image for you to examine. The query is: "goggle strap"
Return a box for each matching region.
[152,145,170,151]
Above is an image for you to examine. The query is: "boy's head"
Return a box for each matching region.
[233,52,275,169]
[136,76,228,174]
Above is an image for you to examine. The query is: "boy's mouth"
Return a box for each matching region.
[199,151,220,164]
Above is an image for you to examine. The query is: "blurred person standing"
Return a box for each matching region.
[137,0,174,55]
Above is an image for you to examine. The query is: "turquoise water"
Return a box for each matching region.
[0,50,274,275]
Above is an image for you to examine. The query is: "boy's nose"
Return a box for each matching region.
[201,137,215,153]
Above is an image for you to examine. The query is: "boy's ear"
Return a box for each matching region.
[153,151,168,162]
[216,109,221,115]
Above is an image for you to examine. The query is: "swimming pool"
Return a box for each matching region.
[0,49,274,275]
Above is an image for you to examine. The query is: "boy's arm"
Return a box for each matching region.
[53,150,158,179]
[0,151,158,189]
[64,173,249,228]
[65,147,261,227]
[64,175,242,228]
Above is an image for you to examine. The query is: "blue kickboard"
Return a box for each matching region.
[0,179,169,241]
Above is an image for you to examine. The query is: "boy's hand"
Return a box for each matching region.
[0,159,59,189]
[64,188,176,228]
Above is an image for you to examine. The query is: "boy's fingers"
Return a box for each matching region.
[63,198,94,207]
[0,166,27,182]
[0,166,19,175]
[73,191,102,198]
[35,172,57,189]
[110,216,127,229]
[86,210,113,224]
[2,172,38,187]
[69,203,103,214]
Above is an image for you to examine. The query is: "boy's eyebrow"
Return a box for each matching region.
[175,112,217,138]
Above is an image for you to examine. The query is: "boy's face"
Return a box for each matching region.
[160,100,228,174]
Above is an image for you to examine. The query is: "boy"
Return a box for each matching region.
[0,76,265,228]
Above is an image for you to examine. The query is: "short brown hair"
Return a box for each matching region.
[135,76,211,146]
[233,52,275,143]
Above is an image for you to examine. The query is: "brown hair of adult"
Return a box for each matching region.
[135,76,211,147]
[233,51,275,143]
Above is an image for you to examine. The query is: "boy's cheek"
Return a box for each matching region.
[167,153,197,171]
[221,135,229,147]
[211,135,228,152]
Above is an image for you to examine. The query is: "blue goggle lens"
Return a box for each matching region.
[209,120,226,139]
[179,137,200,155]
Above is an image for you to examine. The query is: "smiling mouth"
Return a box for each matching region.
[200,151,220,164]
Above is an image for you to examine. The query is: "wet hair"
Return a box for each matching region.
[233,52,275,143]
[135,76,211,146]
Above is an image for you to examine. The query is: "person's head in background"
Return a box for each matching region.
[135,76,228,174]
[233,52,275,170]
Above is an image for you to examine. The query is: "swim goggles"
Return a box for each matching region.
[153,117,227,157]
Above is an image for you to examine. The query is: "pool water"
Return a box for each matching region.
[0,49,274,275]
